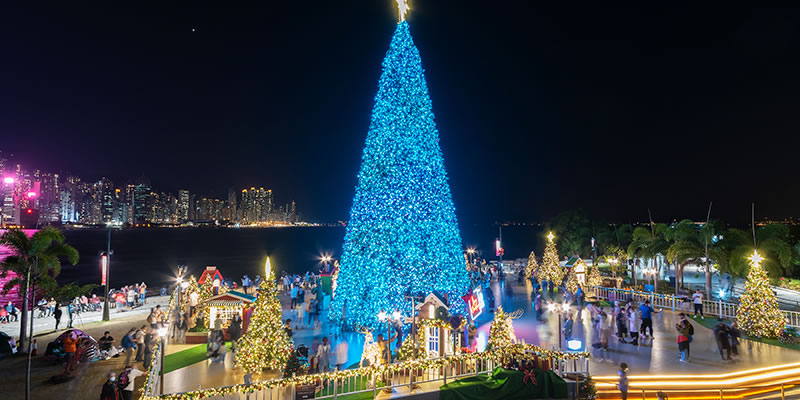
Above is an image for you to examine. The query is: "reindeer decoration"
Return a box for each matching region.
[357,326,382,367]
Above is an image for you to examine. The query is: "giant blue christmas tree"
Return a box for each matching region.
[330,18,470,329]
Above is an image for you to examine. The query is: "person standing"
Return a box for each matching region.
[599,310,612,351]
[713,319,732,360]
[676,320,691,362]
[317,337,332,372]
[617,363,629,400]
[616,306,628,343]
[290,284,298,309]
[228,314,242,351]
[139,283,147,305]
[100,372,120,400]
[296,299,305,330]
[692,289,704,319]
[67,302,75,328]
[134,325,146,362]
[126,288,136,308]
[627,304,639,346]
[147,308,158,330]
[284,319,293,339]
[53,304,63,330]
[119,365,146,400]
[63,333,77,365]
[638,300,658,339]
[143,331,156,369]
[121,328,137,367]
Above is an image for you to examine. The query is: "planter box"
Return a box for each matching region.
[186,331,209,344]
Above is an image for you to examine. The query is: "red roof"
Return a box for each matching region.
[198,266,224,284]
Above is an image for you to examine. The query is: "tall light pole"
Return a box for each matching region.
[547,302,570,350]
[102,229,112,321]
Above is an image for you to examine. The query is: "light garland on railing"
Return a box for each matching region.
[140,289,178,397]
[140,342,588,400]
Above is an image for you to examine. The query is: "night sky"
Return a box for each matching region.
[2,2,799,224]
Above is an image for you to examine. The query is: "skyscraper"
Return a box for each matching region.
[178,190,190,223]
[100,177,115,223]
[133,180,152,224]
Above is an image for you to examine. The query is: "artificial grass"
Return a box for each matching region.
[163,342,231,374]
[689,315,800,352]
[316,375,386,400]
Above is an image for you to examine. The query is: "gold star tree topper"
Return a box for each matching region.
[547,232,555,242]
[396,0,410,22]
[748,250,764,267]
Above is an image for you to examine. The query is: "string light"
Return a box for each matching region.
[736,250,785,338]
[525,251,539,280]
[235,258,293,372]
[330,21,470,330]
[540,234,564,286]
[586,264,602,287]
[142,342,588,400]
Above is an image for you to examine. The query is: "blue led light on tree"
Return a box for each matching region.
[329,21,470,330]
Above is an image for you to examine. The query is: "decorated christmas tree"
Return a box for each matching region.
[586,264,602,287]
[736,251,784,338]
[565,265,579,294]
[236,258,293,372]
[525,251,539,280]
[487,306,517,350]
[540,232,564,287]
[330,11,470,329]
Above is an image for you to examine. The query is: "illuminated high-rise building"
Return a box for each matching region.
[178,190,190,222]
[133,180,152,224]
[100,177,115,223]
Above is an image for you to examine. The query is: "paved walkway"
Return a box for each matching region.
[0,296,169,340]
[159,279,800,395]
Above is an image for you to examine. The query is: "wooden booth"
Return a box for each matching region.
[564,257,587,286]
[415,293,465,358]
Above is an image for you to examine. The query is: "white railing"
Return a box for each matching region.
[141,288,178,398]
[143,345,589,400]
[591,286,800,329]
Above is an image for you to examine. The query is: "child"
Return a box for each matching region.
[618,362,629,400]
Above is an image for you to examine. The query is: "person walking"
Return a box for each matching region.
[618,362,629,400]
[100,372,120,400]
[134,325,146,362]
[676,320,691,362]
[616,305,628,343]
[118,365,146,400]
[599,310,612,351]
[121,328,137,367]
[53,304,63,330]
[563,313,574,342]
[729,322,740,357]
[296,299,305,330]
[290,284,299,309]
[317,337,332,373]
[713,319,732,360]
[335,339,349,371]
[692,289,704,319]
[678,313,694,358]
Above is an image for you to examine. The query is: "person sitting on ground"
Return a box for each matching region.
[98,331,115,351]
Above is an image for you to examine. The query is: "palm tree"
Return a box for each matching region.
[664,219,727,297]
[0,227,78,350]
[719,224,793,280]
[627,223,668,292]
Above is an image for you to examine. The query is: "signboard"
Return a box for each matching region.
[464,286,485,320]
[101,254,108,285]
[295,384,316,400]
[495,239,503,257]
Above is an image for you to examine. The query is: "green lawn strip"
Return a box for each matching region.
[163,342,231,373]
[690,316,800,352]
[317,374,385,398]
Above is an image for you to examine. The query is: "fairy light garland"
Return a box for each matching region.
[141,342,588,400]
[419,318,466,331]
[140,290,178,398]
[525,251,539,280]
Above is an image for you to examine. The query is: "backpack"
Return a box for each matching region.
[687,321,695,336]
[118,369,130,388]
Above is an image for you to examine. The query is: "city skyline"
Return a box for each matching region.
[0,154,302,227]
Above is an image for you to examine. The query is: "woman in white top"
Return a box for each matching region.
[627,304,639,345]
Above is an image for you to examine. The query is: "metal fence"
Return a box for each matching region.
[141,289,177,398]
[591,286,800,329]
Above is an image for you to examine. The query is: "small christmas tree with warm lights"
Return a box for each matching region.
[486,306,516,350]
[736,251,785,338]
[587,264,602,287]
[525,251,539,280]
[565,265,579,294]
[540,232,564,288]
[236,258,293,372]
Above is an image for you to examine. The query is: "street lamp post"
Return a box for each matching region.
[547,302,570,350]
[102,229,112,321]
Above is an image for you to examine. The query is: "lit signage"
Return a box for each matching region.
[567,339,583,351]
[466,286,485,320]
[495,239,503,257]
[101,254,108,285]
